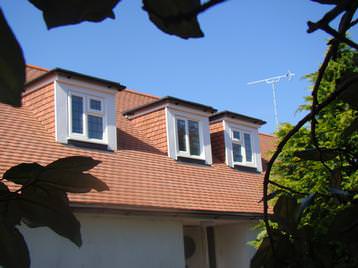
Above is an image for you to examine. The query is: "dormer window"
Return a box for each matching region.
[69,93,105,141]
[210,111,266,172]
[122,96,216,165]
[54,77,118,151]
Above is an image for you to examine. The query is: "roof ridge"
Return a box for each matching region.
[259,132,275,137]
[26,64,49,72]
[124,89,159,99]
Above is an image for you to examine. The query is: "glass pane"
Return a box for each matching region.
[188,120,200,156]
[177,119,186,152]
[244,133,253,162]
[71,95,83,134]
[88,115,103,139]
[233,143,243,162]
[90,99,101,111]
[233,131,240,140]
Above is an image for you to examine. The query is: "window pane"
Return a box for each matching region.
[233,143,243,162]
[71,95,83,134]
[233,131,240,140]
[90,99,101,111]
[177,119,186,152]
[188,120,200,156]
[244,133,253,162]
[88,115,103,139]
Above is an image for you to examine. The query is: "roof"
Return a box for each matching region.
[0,66,276,217]
[123,96,217,117]
[210,110,266,125]
[25,66,126,91]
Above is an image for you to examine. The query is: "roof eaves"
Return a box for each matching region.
[25,67,126,91]
[123,96,217,116]
[210,110,266,125]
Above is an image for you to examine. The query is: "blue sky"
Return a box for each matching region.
[2,1,357,133]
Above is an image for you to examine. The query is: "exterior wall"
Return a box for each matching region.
[209,121,225,163]
[23,82,55,137]
[20,213,185,268]
[215,221,258,268]
[132,108,168,154]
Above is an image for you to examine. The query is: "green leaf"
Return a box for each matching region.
[342,117,358,138]
[28,0,120,29]
[142,0,204,39]
[46,156,101,171]
[294,148,338,161]
[0,9,25,107]
[19,185,82,247]
[273,195,298,233]
[337,72,358,110]
[0,221,30,268]
[3,163,45,185]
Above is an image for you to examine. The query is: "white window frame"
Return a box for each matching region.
[231,128,254,166]
[68,90,107,144]
[166,105,213,164]
[223,119,262,171]
[175,116,203,159]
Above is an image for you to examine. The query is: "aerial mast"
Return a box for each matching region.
[247,71,295,128]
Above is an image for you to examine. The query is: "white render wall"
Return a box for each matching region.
[215,221,258,268]
[20,213,185,268]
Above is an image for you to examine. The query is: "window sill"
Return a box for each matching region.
[67,139,112,151]
[233,164,259,173]
[177,156,208,166]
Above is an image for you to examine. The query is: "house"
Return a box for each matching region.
[0,64,276,268]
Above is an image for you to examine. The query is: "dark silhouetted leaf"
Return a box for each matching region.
[273,195,298,233]
[328,205,358,244]
[251,237,275,268]
[0,222,30,268]
[342,117,358,138]
[295,193,316,223]
[0,9,25,107]
[143,0,204,39]
[39,170,109,193]
[337,72,358,110]
[294,148,338,161]
[329,187,353,199]
[3,163,45,185]
[46,156,101,171]
[259,190,284,203]
[19,185,82,247]
[29,0,120,29]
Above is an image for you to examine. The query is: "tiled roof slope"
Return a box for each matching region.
[0,66,276,216]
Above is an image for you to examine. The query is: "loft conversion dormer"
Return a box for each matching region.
[123,96,217,165]
[23,67,125,151]
[210,111,266,172]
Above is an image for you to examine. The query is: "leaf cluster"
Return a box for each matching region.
[0,156,108,268]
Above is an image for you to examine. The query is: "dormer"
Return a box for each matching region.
[210,111,266,172]
[23,67,125,151]
[123,96,217,165]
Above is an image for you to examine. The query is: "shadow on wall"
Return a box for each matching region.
[117,128,165,155]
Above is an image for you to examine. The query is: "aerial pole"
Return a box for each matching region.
[247,70,295,128]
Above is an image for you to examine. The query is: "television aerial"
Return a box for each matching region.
[247,70,295,128]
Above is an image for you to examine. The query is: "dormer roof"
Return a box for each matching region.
[210,110,266,126]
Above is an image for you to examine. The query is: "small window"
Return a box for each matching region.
[176,118,201,157]
[69,93,105,142]
[231,130,253,164]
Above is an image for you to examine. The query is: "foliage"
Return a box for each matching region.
[0,156,108,268]
[251,46,358,267]
[0,0,224,108]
